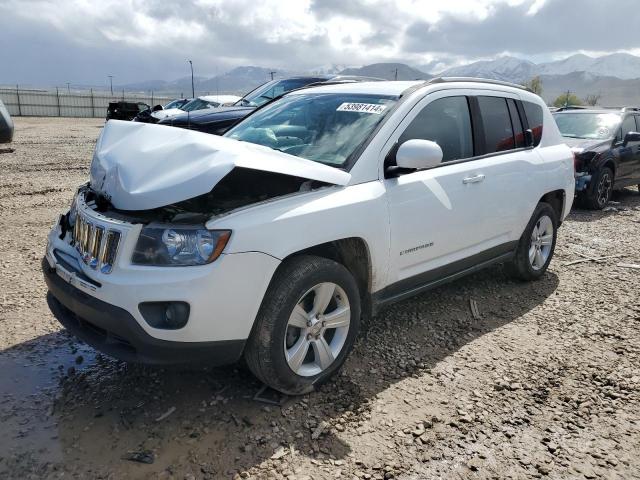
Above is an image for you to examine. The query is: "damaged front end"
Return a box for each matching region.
[56,120,350,269]
[572,148,596,192]
[81,167,326,225]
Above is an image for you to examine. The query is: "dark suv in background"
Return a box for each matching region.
[159,75,382,135]
[554,107,640,209]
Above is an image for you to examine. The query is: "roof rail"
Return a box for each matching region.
[427,77,532,92]
[555,106,590,112]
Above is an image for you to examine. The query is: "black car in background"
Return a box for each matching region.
[106,101,150,121]
[554,107,640,209]
[160,75,381,135]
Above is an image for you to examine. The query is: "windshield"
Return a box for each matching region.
[236,78,324,107]
[182,98,218,112]
[554,113,620,139]
[164,99,188,110]
[226,93,397,167]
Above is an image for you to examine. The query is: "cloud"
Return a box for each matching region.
[403,0,640,57]
[0,0,638,86]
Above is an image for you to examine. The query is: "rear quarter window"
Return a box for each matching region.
[522,101,544,147]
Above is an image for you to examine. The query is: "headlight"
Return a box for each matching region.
[132,227,231,266]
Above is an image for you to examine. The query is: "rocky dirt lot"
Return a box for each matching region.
[1,117,639,480]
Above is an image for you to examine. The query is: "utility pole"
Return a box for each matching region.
[66,82,70,93]
[565,90,571,108]
[108,75,113,96]
[394,68,398,81]
[188,60,195,98]
[269,71,276,81]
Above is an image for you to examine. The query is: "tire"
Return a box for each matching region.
[244,255,361,395]
[582,166,614,210]
[506,202,558,282]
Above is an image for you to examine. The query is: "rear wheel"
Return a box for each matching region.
[507,202,557,281]
[244,255,361,395]
[582,166,613,210]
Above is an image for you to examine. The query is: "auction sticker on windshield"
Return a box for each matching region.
[337,103,387,114]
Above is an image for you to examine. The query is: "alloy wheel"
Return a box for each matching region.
[597,172,612,207]
[528,215,554,270]
[284,282,350,377]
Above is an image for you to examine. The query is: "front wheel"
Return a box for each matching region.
[582,166,613,210]
[506,202,557,281]
[244,255,361,395]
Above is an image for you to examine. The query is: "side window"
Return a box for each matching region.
[620,115,636,141]
[477,96,514,153]
[522,101,544,146]
[507,99,525,148]
[635,116,640,132]
[398,96,473,162]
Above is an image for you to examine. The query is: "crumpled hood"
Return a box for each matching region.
[562,137,611,152]
[90,120,350,211]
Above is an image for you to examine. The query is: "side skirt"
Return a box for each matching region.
[371,242,517,314]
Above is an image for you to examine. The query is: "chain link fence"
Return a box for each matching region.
[0,86,175,118]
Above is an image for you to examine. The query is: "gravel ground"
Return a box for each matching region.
[1,117,639,480]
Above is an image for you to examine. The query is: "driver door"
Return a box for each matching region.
[614,114,640,184]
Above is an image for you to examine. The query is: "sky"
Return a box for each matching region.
[1,0,640,87]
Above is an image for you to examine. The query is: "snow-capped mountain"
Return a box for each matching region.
[310,64,351,75]
[439,53,640,83]
[537,53,640,80]
[439,56,537,83]
[340,63,432,80]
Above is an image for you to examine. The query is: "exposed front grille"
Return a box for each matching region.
[72,211,121,274]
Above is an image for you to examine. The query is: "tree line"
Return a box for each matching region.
[523,76,601,107]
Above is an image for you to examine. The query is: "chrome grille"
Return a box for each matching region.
[72,211,121,274]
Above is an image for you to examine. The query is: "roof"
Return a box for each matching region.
[288,81,423,96]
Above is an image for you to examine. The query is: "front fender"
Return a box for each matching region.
[207,182,391,291]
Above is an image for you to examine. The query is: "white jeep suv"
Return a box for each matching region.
[43,79,574,394]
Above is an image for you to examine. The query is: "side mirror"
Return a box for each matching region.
[524,129,535,147]
[623,131,640,146]
[152,104,163,112]
[396,139,443,170]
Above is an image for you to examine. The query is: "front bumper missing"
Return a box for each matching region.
[43,258,245,365]
[575,172,592,192]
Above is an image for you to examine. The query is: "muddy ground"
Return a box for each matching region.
[1,117,639,480]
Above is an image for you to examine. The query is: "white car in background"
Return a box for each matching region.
[151,95,241,121]
[44,78,574,395]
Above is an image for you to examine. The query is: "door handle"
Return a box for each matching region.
[462,174,485,184]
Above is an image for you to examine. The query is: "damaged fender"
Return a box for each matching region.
[90,120,351,211]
